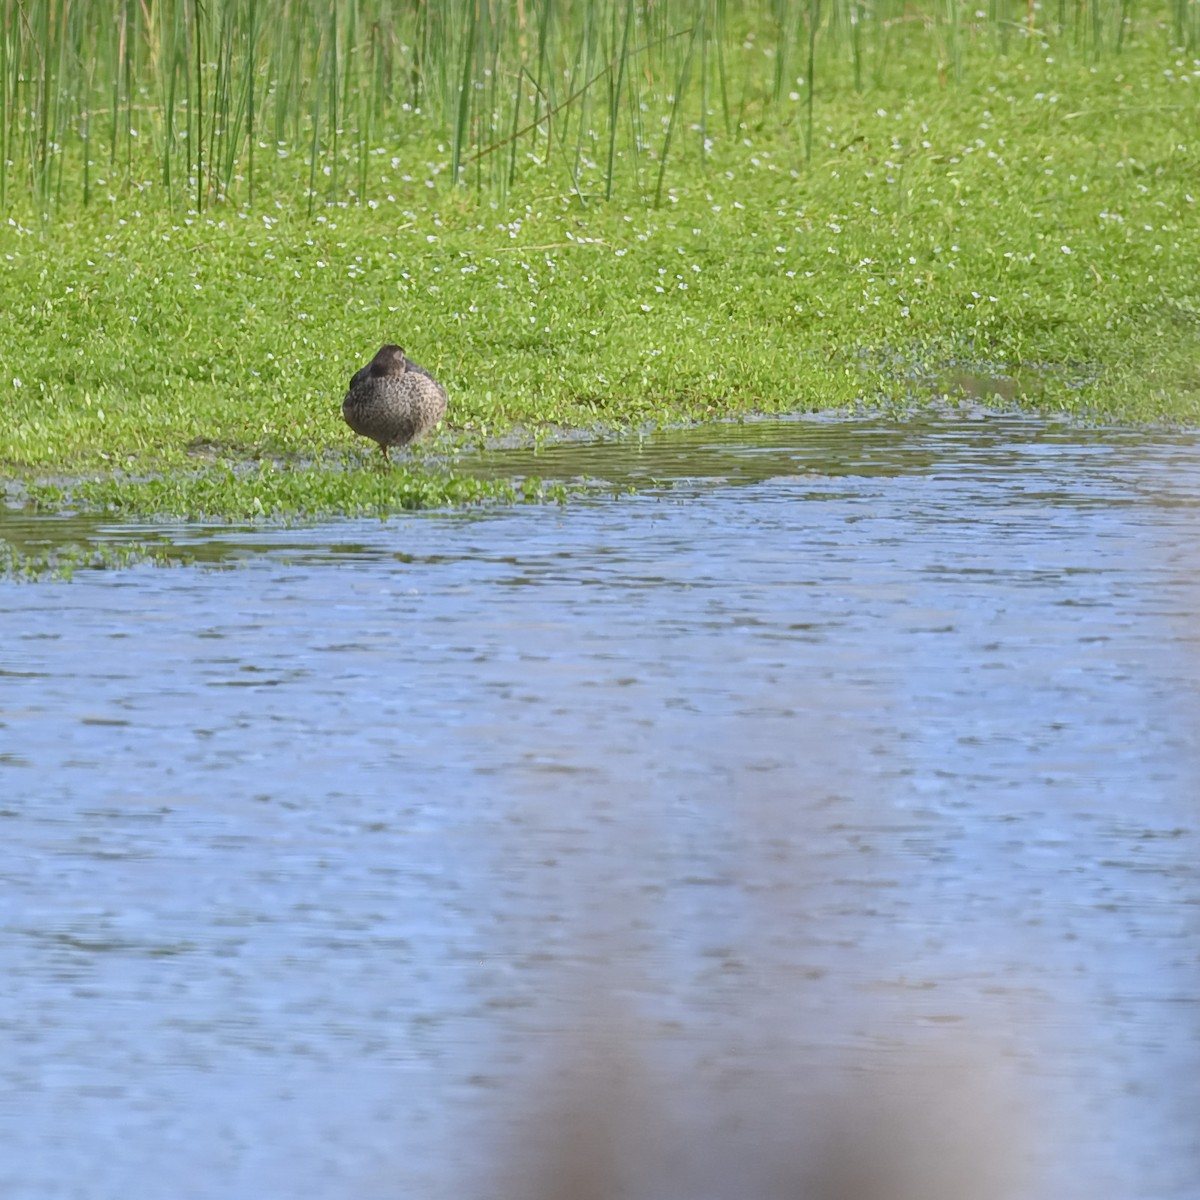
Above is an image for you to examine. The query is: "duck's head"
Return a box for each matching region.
[369,343,408,377]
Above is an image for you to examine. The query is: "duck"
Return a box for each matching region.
[341,343,448,459]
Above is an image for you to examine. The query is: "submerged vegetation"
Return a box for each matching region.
[23,458,561,519]
[0,0,1198,520]
[0,535,195,580]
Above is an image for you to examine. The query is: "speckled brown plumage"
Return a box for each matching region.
[342,343,448,459]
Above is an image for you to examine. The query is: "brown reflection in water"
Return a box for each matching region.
[491,1028,1027,1200]
[449,671,1041,1200]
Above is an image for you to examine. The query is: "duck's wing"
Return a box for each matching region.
[404,360,443,388]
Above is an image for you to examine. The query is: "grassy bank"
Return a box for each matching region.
[1,4,1197,518]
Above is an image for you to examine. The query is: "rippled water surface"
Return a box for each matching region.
[2,417,1199,1200]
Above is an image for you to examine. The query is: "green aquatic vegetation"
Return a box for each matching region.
[0,538,196,581]
[0,14,1197,518]
[22,459,563,521]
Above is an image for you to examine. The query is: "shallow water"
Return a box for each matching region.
[2,416,1199,1200]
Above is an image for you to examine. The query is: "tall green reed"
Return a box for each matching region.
[0,0,1188,217]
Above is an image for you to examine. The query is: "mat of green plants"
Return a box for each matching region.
[1,0,1197,520]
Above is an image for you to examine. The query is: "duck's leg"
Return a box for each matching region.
[379,442,390,462]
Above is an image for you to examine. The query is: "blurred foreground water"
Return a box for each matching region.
[1,416,1198,1199]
